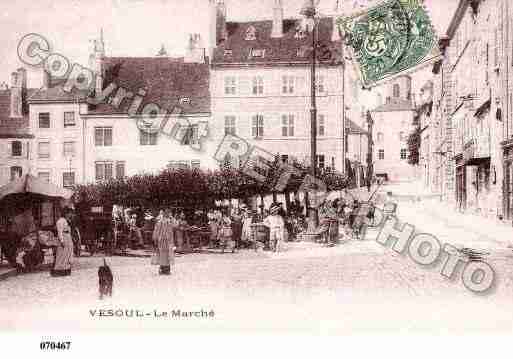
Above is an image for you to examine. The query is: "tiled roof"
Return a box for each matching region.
[212,17,342,66]
[372,98,415,112]
[88,57,210,115]
[346,118,367,135]
[28,85,90,103]
[0,89,35,138]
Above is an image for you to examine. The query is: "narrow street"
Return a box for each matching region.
[2,191,513,332]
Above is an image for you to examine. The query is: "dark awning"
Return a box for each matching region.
[475,98,491,118]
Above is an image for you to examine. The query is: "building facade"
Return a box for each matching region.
[370,76,416,182]
[209,0,350,173]
[429,0,504,218]
[0,68,35,186]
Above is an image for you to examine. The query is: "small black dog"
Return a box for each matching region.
[98,258,113,299]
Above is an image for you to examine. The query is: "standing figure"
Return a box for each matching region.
[208,210,221,248]
[241,209,254,247]
[263,203,285,252]
[219,211,235,253]
[152,210,175,275]
[174,212,188,253]
[52,207,74,277]
[231,208,243,249]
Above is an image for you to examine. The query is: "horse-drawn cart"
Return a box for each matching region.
[0,174,74,271]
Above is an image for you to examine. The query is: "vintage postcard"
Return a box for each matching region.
[0,0,512,355]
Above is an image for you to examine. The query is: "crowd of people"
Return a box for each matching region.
[3,194,371,278]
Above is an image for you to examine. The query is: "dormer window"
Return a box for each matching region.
[250,48,265,58]
[245,26,257,41]
[224,49,233,57]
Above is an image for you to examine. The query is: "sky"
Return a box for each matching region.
[0,0,458,89]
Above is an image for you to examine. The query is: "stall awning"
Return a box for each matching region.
[0,174,74,202]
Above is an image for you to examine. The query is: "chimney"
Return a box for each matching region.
[42,69,51,89]
[185,34,206,63]
[10,68,26,118]
[89,29,105,94]
[271,0,284,38]
[216,1,227,45]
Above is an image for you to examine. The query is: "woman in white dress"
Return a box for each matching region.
[52,207,74,277]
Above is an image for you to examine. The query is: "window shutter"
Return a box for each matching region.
[238,76,250,96]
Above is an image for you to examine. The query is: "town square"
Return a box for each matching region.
[1,0,513,348]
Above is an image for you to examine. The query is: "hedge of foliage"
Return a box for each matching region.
[73,158,349,209]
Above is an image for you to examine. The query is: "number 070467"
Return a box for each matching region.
[40,341,71,350]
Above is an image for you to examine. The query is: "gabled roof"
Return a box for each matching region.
[372,98,415,112]
[212,17,342,66]
[27,85,90,103]
[0,89,36,139]
[88,57,210,115]
[346,118,367,135]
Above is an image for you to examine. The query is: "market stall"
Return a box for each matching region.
[0,174,74,270]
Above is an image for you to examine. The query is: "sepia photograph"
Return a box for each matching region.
[0,0,511,355]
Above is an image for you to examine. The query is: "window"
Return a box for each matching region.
[393,84,400,98]
[140,130,158,145]
[245,26,257,40]
[64,112,75,127]
[377,132,384,142]
[38,171,50,183]
[316,75,325,94]
[318,114,325,136]
[115,161,125,179]
[38,113,50,128]
[95,161,113,181]
[182,124,199,145]
[38,142,50,159]
[11,141,22,157]
[191,160,201,169]
[378,149,385,160]
[224,116,236,135]
[224,76,237,95]
[95,127,112,146]
[250,49,265,58]
[281,114,294,137]
[63,141,76,157]
[224,49,233,57]
[316,154,325,169]
[252,114,264,137]
[400,148,407,160]
[62,172,75,188]
[252,76,264,95]
[331,157,335,169]
[281,154,289,163]
[282,75,294,94]
[10,166,22,181]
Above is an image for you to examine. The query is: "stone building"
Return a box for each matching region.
[417,80,436,192]
[0,68,35,186]
[209,0,352,172]
[370,75,416,182]
[430,0,504,218]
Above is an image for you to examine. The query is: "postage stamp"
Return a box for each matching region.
[337,0,441,88]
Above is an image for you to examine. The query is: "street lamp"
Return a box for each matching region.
[300,0,320,232]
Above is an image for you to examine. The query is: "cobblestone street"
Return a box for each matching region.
[2,196,513,333]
